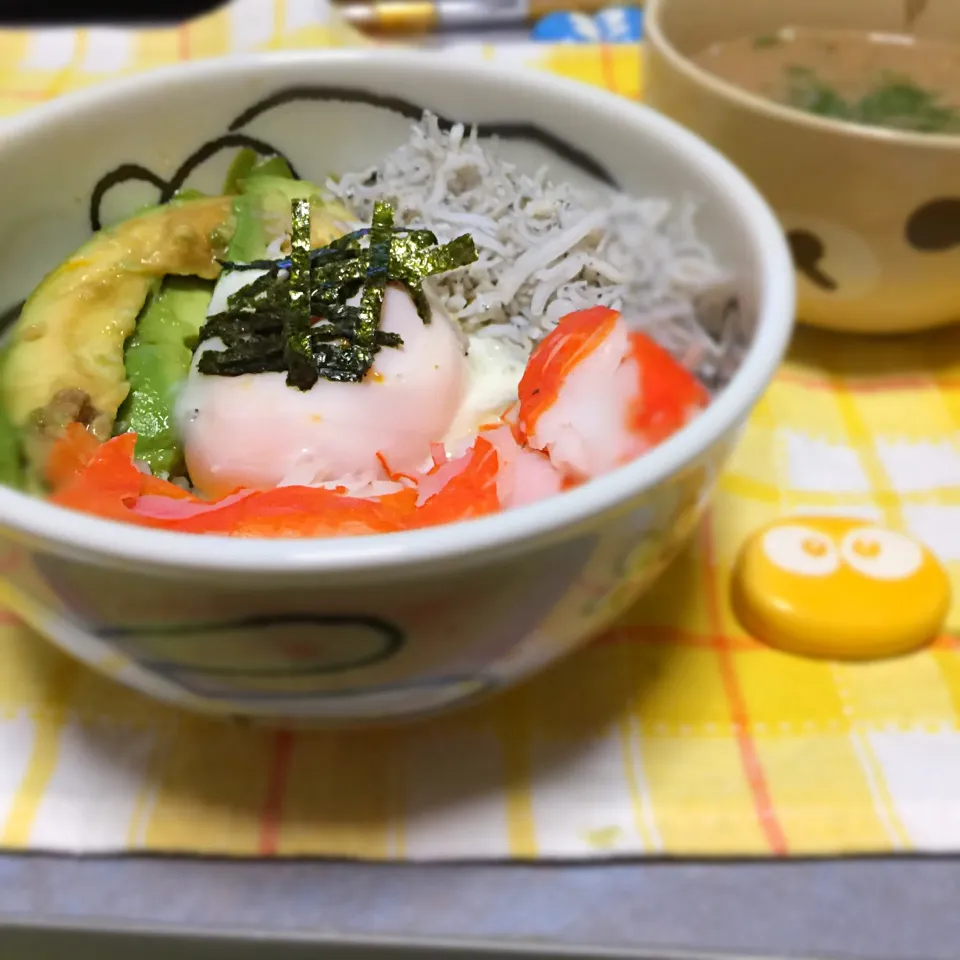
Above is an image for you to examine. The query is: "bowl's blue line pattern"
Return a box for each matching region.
[89,83,620,234]
[96,612,406,677]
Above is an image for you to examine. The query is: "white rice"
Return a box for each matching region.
[329,113,745,387]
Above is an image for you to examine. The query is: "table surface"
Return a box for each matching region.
[2,854,960,960]
[0,20,956,960]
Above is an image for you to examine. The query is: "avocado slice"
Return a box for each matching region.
[0,160,354,485]
[114,277,214,476]
[222,148,294,196]
[239,175,355,255]
[2,195,234,453]
[0,341,23,490]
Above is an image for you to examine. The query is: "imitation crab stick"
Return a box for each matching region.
[46,432,499,537]
[50,432,193,526]
[627,331,709,444]
[414,436,502,527]
[517,306,708,480]
[44,422,101,488]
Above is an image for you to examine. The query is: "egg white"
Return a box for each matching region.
[442,336,527,450]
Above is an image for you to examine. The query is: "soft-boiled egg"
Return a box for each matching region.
[178,283,470,498]
[177,250,535,499]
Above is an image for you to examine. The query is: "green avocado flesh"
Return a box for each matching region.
[1,195,235,481]
[222,148,294,196]
[0,150,355,488]
[0,342,23,490]
[234,173,355,256]
[114,277,214,476]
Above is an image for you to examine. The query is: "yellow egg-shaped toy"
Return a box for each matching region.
[732,516,951,661]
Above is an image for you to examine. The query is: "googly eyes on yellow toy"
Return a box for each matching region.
[761,524,840,577]
[733,516,951,661]
[838,527,924,581]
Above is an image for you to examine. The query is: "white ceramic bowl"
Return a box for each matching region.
[0,51,794,724]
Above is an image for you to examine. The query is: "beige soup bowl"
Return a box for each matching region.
[644,0,960,334]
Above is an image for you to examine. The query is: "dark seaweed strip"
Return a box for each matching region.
[218,227,433,272]
[284,199,318,390]
[218,257,290,272]
[198,198,477,386]
[200,312,284,343]
[227,269,285,306]
[312,255,368,287]
[388,231,476,322]
[424,234,477,273]
[311,278,364,310]
[197,343,286,376]
[356,201,394,360]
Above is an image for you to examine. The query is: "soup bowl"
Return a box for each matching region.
[0,51,793,724]
[644,0,960,334]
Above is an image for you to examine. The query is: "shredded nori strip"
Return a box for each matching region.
[198,198,478,387]
[356,201,393,362]
[284,199,318,390]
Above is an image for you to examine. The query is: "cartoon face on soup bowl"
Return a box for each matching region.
[644,0,960,334]
[0,52,793,723]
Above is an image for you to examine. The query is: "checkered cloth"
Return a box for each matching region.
[0,1,957,858]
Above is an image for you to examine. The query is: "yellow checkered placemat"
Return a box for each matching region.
[0,2,958,859]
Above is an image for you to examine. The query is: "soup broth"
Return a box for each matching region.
[693,27,960,134]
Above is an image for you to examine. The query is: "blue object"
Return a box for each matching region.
[531,7,644,44]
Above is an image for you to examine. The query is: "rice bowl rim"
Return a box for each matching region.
[0,50,795,578]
